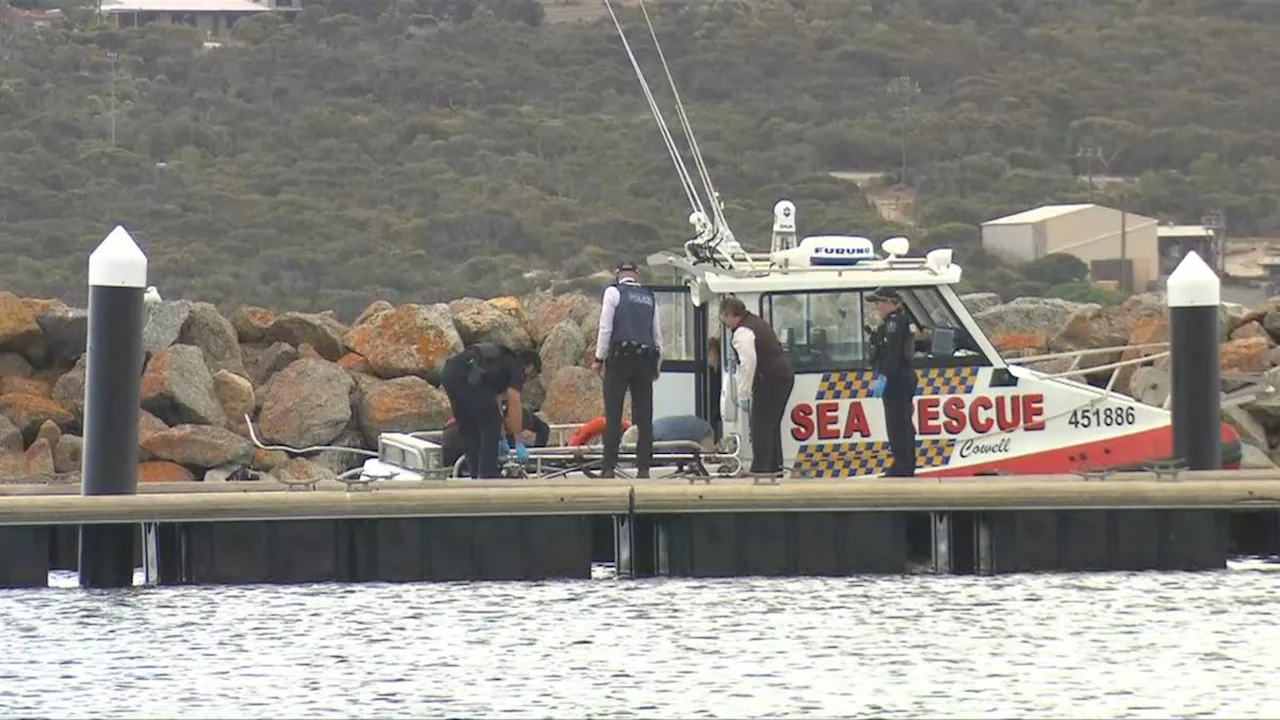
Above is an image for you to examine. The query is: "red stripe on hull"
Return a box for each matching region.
[923,422,1242,477]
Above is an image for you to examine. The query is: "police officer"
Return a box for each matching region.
[869,287,918,477]
[591,261,662,478]
[440,342,541,479]
[442,404,550,475]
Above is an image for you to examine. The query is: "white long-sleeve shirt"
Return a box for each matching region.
[595,278,664,360]
[731,325,757,399]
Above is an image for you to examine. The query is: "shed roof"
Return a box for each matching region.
[982,203,1096,227]
[1157,224,1212,239]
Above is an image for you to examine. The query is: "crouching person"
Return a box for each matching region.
[441,343,541,478]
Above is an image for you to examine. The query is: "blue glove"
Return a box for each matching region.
[514,440,529,463]
[737,397,751,412]
[871,375,887,399]
[498,437,511,457]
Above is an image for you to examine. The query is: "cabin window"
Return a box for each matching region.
[761,291,870,373]
[403,449,425,471]
[893,286,990,366]
[383,446,404,466]
[653,288,696,362]
[761,287,991,373]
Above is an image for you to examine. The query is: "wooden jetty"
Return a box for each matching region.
[2,471,1279,588]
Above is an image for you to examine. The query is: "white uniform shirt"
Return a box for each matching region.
[731,325,757,400]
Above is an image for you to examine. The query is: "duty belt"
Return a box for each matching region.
[611,341,656,357]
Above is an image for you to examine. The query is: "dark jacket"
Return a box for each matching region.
[738,312,793,381]
[873,307,915,377]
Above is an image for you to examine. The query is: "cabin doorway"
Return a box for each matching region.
[649,284,707,423]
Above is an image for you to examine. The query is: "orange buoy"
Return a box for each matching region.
[568,416,629,446]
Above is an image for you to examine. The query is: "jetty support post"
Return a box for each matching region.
[1168,251,1222,470]
[930,511,992,574]
[930,511,952,572]
[1166,254,1227,570]
[79,225,147,589]
[613,489,665,578]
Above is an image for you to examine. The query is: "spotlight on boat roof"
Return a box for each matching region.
[926,248,954,274]
[882,236,911,258]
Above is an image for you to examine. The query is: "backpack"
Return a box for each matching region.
[466,342,507,386]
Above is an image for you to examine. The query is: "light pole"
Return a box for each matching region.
[1201,209,1227,275]
[1075,146,1101,199]
[887,75,920,187]
[1119,184,1129,293]
[106,50,117,146]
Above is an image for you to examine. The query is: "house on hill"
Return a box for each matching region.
[981,203,1161,292]
[0,1,60,25]
[99,0,298,38]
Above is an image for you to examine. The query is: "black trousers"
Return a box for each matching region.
[883,370,918,475]
[442,423,464,470]
[750,368,795,474]
[601,353,655,476]
[442,358,502,479]
[450,412,549,475]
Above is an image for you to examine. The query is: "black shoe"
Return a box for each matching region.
[599,469,616,479]
[883,466,915,478]
[636,469,650,479]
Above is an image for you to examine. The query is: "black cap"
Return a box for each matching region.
[868,287,902,302]
[615,261,639,274]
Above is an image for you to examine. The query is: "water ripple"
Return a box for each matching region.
[1,567,1279,718]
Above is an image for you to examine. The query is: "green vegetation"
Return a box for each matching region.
[1,0,1278,315]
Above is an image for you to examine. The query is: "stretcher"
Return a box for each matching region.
[243,414,744,486]
[455,433,745,481]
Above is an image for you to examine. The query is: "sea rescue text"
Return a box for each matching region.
[790,394,1046,441]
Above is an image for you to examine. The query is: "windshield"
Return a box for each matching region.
[762,291,868,371]
[762,286,990,372]
[899,287,985,358]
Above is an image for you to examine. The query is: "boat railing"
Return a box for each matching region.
[1008,342,1169,367]
[1007,341,1275,410]
[656,248,945,277]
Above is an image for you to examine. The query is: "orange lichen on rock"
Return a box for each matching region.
[138,461,196,483]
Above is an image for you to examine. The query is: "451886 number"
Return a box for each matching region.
[1067,405,1137,429]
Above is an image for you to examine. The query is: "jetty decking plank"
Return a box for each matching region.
[1,474,1278,525]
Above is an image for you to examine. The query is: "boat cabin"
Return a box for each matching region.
[646,201,1181,478]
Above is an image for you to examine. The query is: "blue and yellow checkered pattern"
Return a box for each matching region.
[791,438,955,478]
[815,367,981,401]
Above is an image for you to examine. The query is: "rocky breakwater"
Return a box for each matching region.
[964,291,1280,469]
[0,289,616,484]
[10,283,1280,483]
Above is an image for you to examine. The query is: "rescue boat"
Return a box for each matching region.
[600,0,1244,478]
[644,215,1243,478]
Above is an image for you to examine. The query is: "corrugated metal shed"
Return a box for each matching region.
[981,204,1095,226]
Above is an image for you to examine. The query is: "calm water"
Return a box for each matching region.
[2,564,1279,719]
